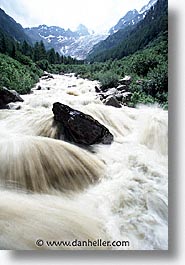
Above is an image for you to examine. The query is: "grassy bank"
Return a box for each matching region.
[0,53,42,94]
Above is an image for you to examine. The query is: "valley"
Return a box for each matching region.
[0,0,168,251]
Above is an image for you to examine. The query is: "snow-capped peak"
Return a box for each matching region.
[139,0,158,14]
[109,0,158,35]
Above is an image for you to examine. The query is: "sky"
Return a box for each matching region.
[0,0,150,33]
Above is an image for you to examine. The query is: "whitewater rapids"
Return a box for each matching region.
[0,73,168,250]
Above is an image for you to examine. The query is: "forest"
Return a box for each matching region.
[0,0,168,108]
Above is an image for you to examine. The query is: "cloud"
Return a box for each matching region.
[0,0,150,33]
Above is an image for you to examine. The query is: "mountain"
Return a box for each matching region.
[109,9,140,34]
[140,0,158,13]
[0,0,163,62]
[76,24,90,36]
[59,34,108,60]
[109,0,157,34]
[87,0,159,61]
[0,8,31,43]
[87,0,167,62]
[25,24,107,60]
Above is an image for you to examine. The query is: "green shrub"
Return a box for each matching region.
[36,59,49,71]
[144,62,168,96]
[0,53,38,94]
[95,71,119,89]
[15,51,43,77]
[129,91,155,107]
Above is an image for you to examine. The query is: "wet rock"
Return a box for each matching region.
[99,94,107,100]
[117,85,127,91]
[41,72,54,80]
[99,88,117,99]
[98,88,117,100]
[52,102,113,145]
[104,88,117,97]
[0,87,24,109]
[122,92,132,104]
[115,93,123,101]
[99,86,108,92]
[119,75,132,85]
[36,85,42,90]
[104,96,122,108]
[95,86,101,93]
[99,94,104,101]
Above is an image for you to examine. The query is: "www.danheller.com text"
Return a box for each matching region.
[35,239,130,248]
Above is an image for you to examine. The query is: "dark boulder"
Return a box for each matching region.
[52,102,113,145]
[95,86,101,93]
[0,87,24,109]
[99,86,108,92]
[36,85,42,90]
[104,96,122,108]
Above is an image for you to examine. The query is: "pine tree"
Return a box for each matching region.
[21,41,29,56]
[39,41,47,60]
[55,52,61,64]
[11,43,16,58]
[33,42,40,62]
[47,48,56,64]
[0,33,6,54]
[60,55,64,63]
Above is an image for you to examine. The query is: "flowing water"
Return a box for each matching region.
[0,74,168,250]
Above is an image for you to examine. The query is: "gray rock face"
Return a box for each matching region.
[52,102,114,145]
[0,87,24,109]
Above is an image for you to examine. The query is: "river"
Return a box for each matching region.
[0,73,168,250]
